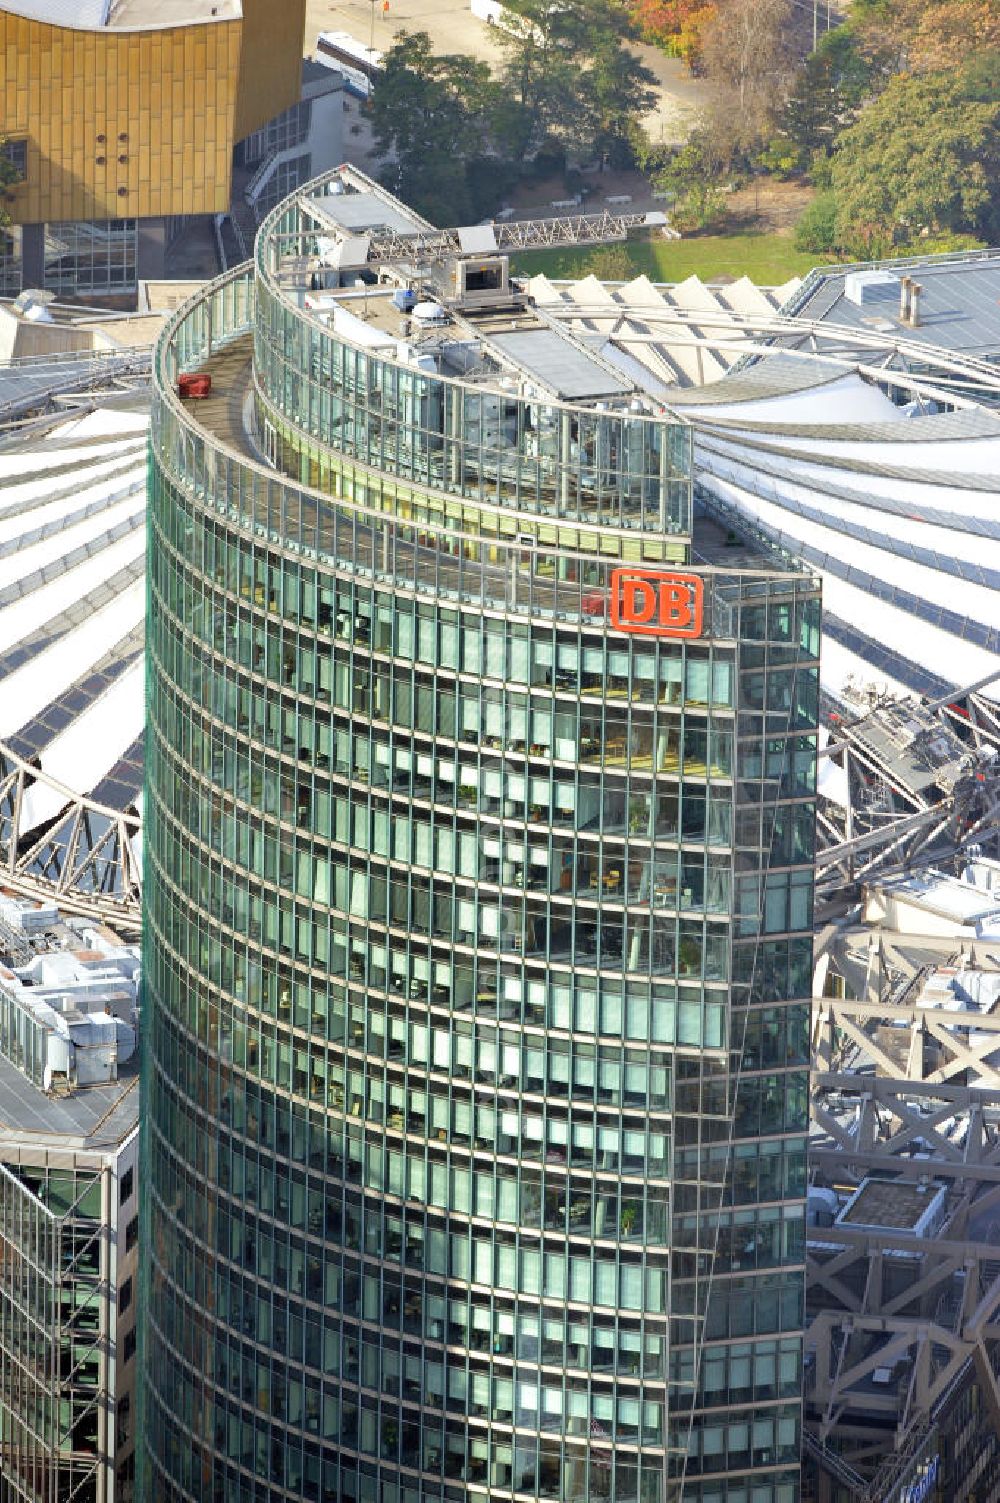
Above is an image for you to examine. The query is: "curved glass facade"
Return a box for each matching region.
[254,186,692,537]
[142,171,820,1503]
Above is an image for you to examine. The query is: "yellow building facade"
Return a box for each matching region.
[0,0,306,296]
[234,0,309,145]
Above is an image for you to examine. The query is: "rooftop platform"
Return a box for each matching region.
[178,331,800,587]
[0,902,138,1150]
[837,1178,945,1233]
[0,1050,138,1151]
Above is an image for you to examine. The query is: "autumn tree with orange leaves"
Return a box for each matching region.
[849,0,1000,73]
[629,0,716,65]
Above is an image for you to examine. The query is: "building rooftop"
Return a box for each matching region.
[488,327,630,401]
[301,57,348,97]
[528,275,803,393]
[107,0,239,23]
[2,0,239,27]
[0,1050,138,1150]
[0,290,176,368]
[0,399,147,919]
[836,1177,945,1233]
[838,695,971,799]
[691,503,794,573]
[790,251,1000,361]
[867,869,1000,932]
[308,189,429,240]
[914,965,1000,1015]
[0,897,139,1150]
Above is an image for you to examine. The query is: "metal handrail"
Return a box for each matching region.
[245,148,280,204]
[802,1427,867,1495]
[151,268,814,652]
[0,342,152,370]
[0,353,152,422]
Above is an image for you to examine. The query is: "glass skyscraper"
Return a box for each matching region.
[141,167,819,1503]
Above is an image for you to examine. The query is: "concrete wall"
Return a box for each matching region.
[305,84,346,181]
[0,305,94,361]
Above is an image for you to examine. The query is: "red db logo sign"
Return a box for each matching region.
[610,569,704,638]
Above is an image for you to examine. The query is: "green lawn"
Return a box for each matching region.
[511,232,835,285]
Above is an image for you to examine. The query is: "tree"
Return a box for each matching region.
[962,49,1000,105]
[578,243,636,279]
[773,26,878,170]
[793,190,838,252]
[629,0,716,66]
[370,32,521,225]
[586,38,660,165]
[495,0,657,163]
[829,66,1000,257]
[848,0,1000,76]
[843,0,920,75]
[697,0,811,162]
[908,0,1000,72]
[653,130,728,229]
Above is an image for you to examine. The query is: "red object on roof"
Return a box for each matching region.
[178,373,212,398]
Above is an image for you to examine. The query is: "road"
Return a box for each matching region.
[303,0,707,148]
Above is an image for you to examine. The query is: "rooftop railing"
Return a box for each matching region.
[153,263,818,640]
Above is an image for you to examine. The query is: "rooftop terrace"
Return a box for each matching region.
[174,329,798,590]
[0,1049,138,1149]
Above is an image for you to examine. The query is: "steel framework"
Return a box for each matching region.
[0,347,151,426]
[806,676,1000,923]
[296,196,672,264]
[0,1161,108,1503]
[0,742,141,933]
[807,921,1000,1501]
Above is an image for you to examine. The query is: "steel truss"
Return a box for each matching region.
[295,196,671,264]
[0,741,141,932]
[807,924,1000,1500]
[814,683,1000,919]
[0,349,151,427]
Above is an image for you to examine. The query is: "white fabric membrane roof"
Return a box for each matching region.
[0,404,147,841]
[534,265,1000,708]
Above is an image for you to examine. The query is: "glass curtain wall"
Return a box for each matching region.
[0,226,21,297]
[43,220,137,295]
[0,1163,105,1503]
[141,176,820,1503]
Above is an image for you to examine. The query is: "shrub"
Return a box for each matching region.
[794,192,838,254]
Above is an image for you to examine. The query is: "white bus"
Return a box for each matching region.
[315,31,384,99]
